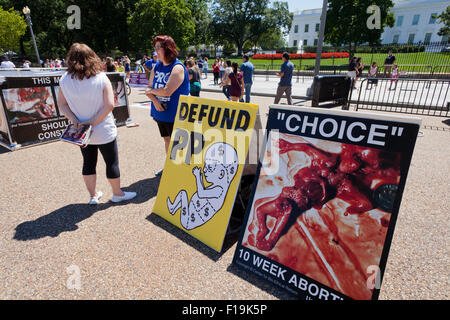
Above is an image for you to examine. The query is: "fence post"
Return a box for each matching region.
[266,64,269,81]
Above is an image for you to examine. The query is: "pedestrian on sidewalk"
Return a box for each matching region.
[220,62,244,102]
[389,64,399,90]
[58,43,136,204]
[366,61,378,90]
[274,52,294,105]
[347,56,358,89]
[220,60,232,100]
[213,59,220,85]
[187,59,201,97]
[145,35,190,177]
[203,57,209,79]
[240,55,254,103]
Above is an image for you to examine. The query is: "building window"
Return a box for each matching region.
[412,14,420,25]
[393,35,400,44]
[315,23,320,32]
[294,25,298,33]
[408,33,415,44]
[305,24,309,32]
[424,33,432,44]
[429,13,437,24]
[293,40,298,47]
[396,16,403,27]
[314,39,318,46]
[303,39,308,46]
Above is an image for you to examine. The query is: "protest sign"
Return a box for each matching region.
[153,96,258,252]
[0,72,129,150]
[233,105,421,300]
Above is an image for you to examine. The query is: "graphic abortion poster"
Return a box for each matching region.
[233,106,421,300]
[0,73,129,150]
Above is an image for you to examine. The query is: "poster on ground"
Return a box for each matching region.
[153,96,259,252]
[233,105,421,300]
[0,72,129,149]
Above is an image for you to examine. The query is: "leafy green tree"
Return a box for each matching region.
[128,0,195,52]
[433,6,450,37]
[211,0,292,55]
[325,0,395,58]
[0,6,27,52]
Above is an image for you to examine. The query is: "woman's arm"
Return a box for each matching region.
[85,79,115,127]
[149,64,185,97]
[219,77,230,88]
[57,88,79,126]
[145,67,164,111]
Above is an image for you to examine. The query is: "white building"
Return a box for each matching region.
[288,0,450,49]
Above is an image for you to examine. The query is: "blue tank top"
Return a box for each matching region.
[150,58,190,122]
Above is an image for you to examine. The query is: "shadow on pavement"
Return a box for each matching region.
[13,176,161,241]
[146,202,244,262]
[226,263,297,300]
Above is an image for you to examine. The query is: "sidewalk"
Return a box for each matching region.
[199,74,314,100]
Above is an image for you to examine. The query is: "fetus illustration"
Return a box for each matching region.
[167,142,239,230]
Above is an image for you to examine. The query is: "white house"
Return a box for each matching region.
[288,0,450,49]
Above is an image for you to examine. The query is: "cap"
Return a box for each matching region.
[152,52,157,56]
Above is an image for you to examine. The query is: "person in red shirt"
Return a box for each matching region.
[213,58,220,85]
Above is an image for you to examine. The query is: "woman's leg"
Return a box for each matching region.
[80,144,99,197]
[98,139,124,197]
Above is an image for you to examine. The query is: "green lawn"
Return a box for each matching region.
[229,52,450,71]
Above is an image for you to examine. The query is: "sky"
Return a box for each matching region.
[272,0,325,13]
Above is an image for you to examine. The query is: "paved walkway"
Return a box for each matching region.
[0,90,448,300]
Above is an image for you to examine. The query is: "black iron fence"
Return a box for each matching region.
[350,78,449,117]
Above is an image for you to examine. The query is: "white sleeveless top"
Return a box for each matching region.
[59,72,117,145]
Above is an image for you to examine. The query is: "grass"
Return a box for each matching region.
[228,52,450,71]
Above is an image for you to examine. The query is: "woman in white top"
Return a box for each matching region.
[58,43,136,204]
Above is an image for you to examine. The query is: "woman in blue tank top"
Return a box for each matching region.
[145,35,189,176]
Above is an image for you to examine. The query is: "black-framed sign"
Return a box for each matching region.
[0,72,129,150]
[233,105,421,300]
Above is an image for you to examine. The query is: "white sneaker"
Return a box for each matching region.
[111,191,136,203]
[89,191,103,205]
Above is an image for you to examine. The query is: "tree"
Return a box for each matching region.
[128,0,195,52]
[324,0,395,58]
[210,0,292,55]
[434,6,450,37]
[0,6,27,53]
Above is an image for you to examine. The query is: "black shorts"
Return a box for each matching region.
[154,119,174,137]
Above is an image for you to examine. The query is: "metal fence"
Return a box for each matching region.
[350,78,449,117]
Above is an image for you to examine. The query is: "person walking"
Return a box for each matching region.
[347,56,358,89]
[213,59,220,85]
[203,57,209,79]
[145,35,190,177]
[57,43,136,204]
[239,55,254,103]
[220,60,233,100]
[187,59,201,97]
[197,57,204,78]
[274,52,294,105]
[220,62,244,102]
